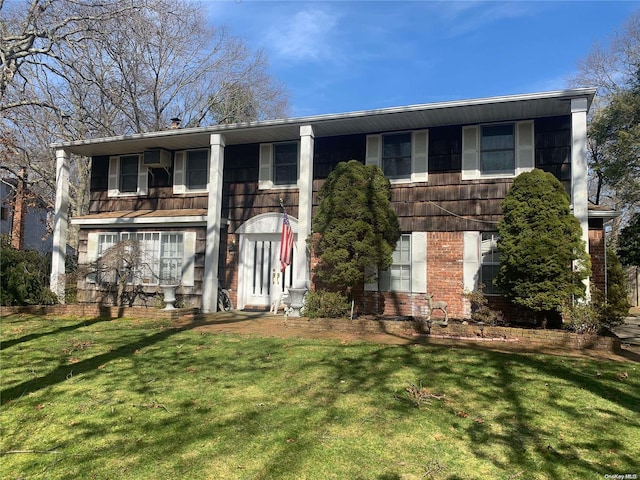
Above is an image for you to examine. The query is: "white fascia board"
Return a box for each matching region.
[587,210,620,220]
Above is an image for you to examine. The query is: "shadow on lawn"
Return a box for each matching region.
[273,342,638,480]
[241,338,639,480]
[2,315,638,480]
[0,315,113,350]
[0,317,200,405]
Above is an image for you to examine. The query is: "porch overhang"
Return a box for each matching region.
[70,209,215,228]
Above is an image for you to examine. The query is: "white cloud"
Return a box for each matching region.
[267,8,339,62]
[432,1,537,38]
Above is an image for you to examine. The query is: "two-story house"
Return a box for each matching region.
[49,88,612,319]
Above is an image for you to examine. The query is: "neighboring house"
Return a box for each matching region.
[49,88,615,318]
[1,178,53,254]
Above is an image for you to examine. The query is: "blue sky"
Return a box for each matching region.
[206,1,640,117]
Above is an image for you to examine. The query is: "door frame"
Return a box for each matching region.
[236,213,298,310]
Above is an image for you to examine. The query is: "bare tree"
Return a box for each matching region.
[568,10,640,220]
[87,239,142,307]
[0,0,143,110]
[1,0,289,248]
[569,11,640,98]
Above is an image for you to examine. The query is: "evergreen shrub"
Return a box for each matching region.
[303,290,351,319]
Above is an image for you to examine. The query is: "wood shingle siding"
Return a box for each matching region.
[534,116,572,192]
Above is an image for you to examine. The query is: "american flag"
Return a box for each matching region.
[279,209,294,272]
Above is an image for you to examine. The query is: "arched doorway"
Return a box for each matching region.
[235,213,299,310]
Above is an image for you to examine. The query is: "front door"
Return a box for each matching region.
[240,234,294,309]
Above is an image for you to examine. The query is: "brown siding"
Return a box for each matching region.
[313,134,367,179]
[223,143,301,232]
[391,176,510,232]
[535,116,572,193]
[89,187,208,213]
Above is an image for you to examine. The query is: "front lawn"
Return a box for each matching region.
[1,315,638,479]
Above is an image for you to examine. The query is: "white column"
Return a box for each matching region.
[50,148,70,302]
[297,125,314,288]
[571,97,590,299]
[201,134,225,313]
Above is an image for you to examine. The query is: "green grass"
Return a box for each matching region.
[1,315,638,480]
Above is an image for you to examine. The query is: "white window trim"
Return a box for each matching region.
[85,231,195,287]
[365,232,427,293]
[463,231,480,293]
[258,141,300,190]
[461,120,534,181]
[365,130,429,184]
[462,231,502,296]
[173,149,210,194]
[107,155,148,197]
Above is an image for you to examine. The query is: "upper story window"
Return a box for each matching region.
[382,133,412,179]
[366,130,428,183]
[108,155,148,197]
[259,141,299,190]
[462,121,534,180]
[174,149,209,194]
[481,124,515,175]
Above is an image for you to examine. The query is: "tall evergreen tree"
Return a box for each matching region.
[496,169,591,326]
[311,160,400,295]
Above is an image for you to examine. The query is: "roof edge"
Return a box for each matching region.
[51,88,598,150]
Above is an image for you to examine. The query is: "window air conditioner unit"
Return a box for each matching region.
[143,149,171,168]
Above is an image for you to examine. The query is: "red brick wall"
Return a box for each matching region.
[353,232,466,319]
[222,232,239,308]
[426,232,464,318]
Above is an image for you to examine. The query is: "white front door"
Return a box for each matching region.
[240,233,294,309]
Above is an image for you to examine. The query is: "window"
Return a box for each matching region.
[462,121,534,180]
[160,233,184,284]
[96,233,119,283]
[379,234,411,292]
[0,205,8,221]
[366,131,428,183]
[120,232,160,284]
[481,124,515,174]
[480,232,501,295]
[93,232,184,286]
[258,142,299,189]
[108,155,147,197]
[382,133,412,179]
[173,150,209,194]
[119,155,140,193]
[186,150,209,190]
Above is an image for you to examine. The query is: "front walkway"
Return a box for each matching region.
[613,316,640,355]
